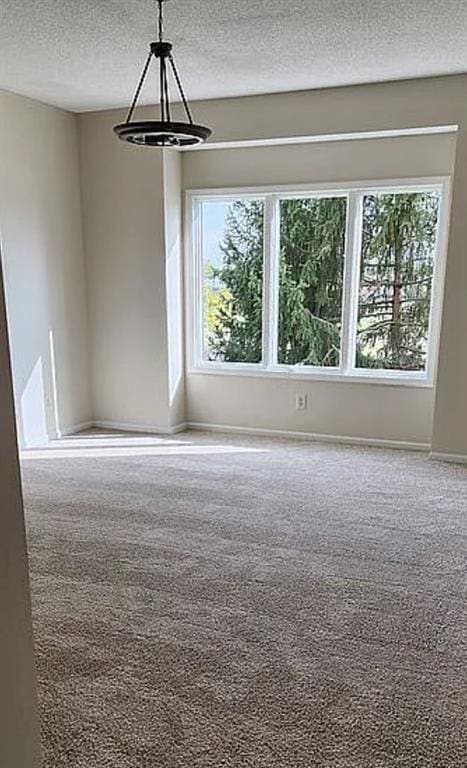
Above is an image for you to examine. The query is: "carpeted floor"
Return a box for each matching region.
[21,431,467,768]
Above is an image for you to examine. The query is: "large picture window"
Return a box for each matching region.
[187,179,449,383]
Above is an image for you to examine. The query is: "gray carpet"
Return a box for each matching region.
[21,431,467,767]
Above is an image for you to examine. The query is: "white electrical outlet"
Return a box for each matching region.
[295,393,308,411]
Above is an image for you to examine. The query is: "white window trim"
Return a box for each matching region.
[185,177,452,388]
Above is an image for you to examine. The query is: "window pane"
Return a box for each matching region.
[201,199,264,363]
[278,197,347,367]
[356,192,440,372]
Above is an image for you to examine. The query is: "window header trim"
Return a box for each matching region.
[186,176,449,202]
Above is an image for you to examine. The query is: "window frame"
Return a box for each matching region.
[185,177,451,387]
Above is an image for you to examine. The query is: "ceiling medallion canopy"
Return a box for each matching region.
[114,0,212,148]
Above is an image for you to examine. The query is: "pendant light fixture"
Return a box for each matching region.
[114,0,212,148]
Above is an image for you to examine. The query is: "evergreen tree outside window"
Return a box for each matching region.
[356,192,440,372]
[278,197,347,367]
[189,180,448,382]
[201,199,264,363]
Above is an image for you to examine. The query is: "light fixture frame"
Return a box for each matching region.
[114,0,211,148]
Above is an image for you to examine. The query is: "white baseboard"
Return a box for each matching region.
[46,420,467,463]
[56,419,438,455]
[92,420,188,436]
[168,422,189,435]
[430,451,467,465]
[59,421,94,437]
[187,421,429,452]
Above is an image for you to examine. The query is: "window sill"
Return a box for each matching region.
[189,364,434,388]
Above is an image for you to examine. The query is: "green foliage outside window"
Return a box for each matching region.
[357,192,439,371]
[203,201,264,363]
[278,198,346,366]
[202,191,439,372]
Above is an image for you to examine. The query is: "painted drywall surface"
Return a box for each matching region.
[183,133,457,190]
[187,375,434,445]
[163,151,186,428]
[185,74,466,146]
[78,109,173,428]
[182,133,455,444]
[0,259,41,767]
[91,75,465,148]
[0,90,91,445]
[80,76,467,450]
[431,129,467,456]
[187,75,467,453]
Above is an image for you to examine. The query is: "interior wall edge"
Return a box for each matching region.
[0,254,42,767]
[58,421,95,437]
[72,110,95,426]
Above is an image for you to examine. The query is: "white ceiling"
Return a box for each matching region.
[1,0,467,113]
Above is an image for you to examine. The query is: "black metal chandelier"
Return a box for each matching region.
[114,0,212,148]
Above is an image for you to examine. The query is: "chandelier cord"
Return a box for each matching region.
[158,0,164,43]
[157,1,166,120]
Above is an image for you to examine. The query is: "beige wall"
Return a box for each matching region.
[183,133,456,189]
[98,76,464,148]
[185,76,467,454]
[0,257,41,767]
[183,133,456,445]
[77,75,467,453]
[432,130,467,457]
[78,109,177,430]
[0,91,91,445]
[184,75,464,145]
[163,151,186,428]
[187,375,435,446]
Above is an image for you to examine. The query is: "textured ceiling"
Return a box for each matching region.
[1,0,467,112]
